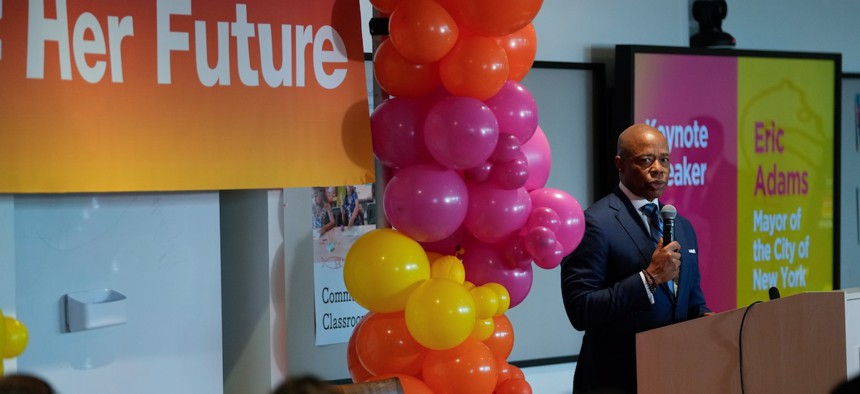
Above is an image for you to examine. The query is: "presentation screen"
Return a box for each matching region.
[612,45,840,312]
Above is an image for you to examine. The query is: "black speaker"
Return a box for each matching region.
[690,0,736,48]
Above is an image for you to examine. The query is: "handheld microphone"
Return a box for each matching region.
[660,205,676,243]
[768,286,781,300]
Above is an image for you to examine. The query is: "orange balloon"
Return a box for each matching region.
[439,35,508,100]
[356,312,428,376]
[422,338,498,394]
[482,314,514,361]
[496,23,537,81]
[436,0,543,37]
[496,359,515,386]
[510,364,525,380]
[374,39,441,98]
[369,0,402,15]
[389,0,459,64]
[496,378,532,394]
[347,314,374,383]
[369,374,434,394]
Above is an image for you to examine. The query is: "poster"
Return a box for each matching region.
[312,184,375,345]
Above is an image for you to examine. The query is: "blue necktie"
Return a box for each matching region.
[641,203,662,242]
[643,203,676,295]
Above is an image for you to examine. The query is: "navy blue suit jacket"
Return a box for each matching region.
[560,188,710,393]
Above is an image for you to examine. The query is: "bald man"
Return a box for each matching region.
[561,124,711,393]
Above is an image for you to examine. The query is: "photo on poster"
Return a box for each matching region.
[311,184,375,345]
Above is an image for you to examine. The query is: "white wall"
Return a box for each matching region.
[11,193,223,394]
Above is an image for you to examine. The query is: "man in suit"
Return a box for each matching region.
[561,124,711,393]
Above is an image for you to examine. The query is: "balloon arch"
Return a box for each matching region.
[344,1,585,392]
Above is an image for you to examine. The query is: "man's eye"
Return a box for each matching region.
[637,157,654,166]
[660,157,670,165]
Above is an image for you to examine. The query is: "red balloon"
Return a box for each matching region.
[374,39,441,98]
[497,23,537,81]
[356,312,429,376]
[369,0,402,15]
[347,314,374,383]
[439,35,509,100]
[422,338,498,394]
[483,315,514,361]
[368,374,434,394]
[389,0,459,64]
[436,0,543,37]
[496,378,533,394]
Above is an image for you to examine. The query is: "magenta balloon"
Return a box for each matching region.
[528,188,585,255]
[420,224,470,256]
[521,126,552,191]
[533,244,565,270]
[464,183,532,243]
[384,164,469,242]
[461,239,533,308]
[501,236,533,269]
[424,96,499,169]
[523,226,560,261]
[371,97,433,169]
[464,161,493,183]
[484,80,538,144]
[491,133,522,163]
[524,206,561,233]
[489,152,529,190]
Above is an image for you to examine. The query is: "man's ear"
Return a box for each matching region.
[614,155,623,173]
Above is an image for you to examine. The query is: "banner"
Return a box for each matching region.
[0,0,374,192]
[631,51,836,311]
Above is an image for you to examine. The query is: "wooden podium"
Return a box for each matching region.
[636,291,860,394]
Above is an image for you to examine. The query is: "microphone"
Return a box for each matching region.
[768,286,781,300]
[660,205,677,243]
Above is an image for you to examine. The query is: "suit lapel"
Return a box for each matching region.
[609,188,654,266]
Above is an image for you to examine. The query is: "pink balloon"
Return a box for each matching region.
[371,97,433,169]
[491,133,522,163]
[384,164,469,242]
[490,152,529,190]
[533,244,564,270]
[461,239,533,308]
[464,183,532,244]
[424,96,499,170]
[523,226,563,269]
[464,161,493,183]
[521,126,552,191]
[485,81,538,144]
[500,236,532,269]
[528,188,585,255]
[523,207,560,233]
[420,225,470,256]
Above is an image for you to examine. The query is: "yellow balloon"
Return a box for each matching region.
[405,278,475,350]
[430,255,465,283]
[470,286,500,319]
[426,251,444,263]
[344,229,431,313]
[0,308,5,362]
[483,283,511,316]
[3,317,28,358]
[463,281,476,291]
[470,317,495,341]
